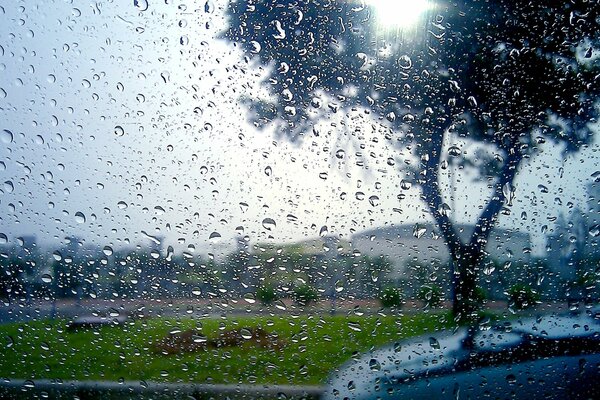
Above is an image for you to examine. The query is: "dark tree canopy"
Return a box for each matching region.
[226,0,599,150]
[224,0,600,319]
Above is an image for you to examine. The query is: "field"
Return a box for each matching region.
[0,312,453,385]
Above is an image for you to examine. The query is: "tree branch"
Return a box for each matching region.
[469,147,522,251]
[419,128,462,258]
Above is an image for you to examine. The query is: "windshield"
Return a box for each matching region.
[0,0,599,398]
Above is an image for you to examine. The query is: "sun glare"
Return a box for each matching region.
[367,0,433,29]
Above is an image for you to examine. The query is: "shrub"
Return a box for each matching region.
[507,284,540,310]
[293,284,319,306]
[418,284,443,308]
[379,287,403,308]
[256,285,278,305]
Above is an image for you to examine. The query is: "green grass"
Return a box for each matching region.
[0,312,453,385]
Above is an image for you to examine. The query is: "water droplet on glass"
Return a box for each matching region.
[114,126,125,136]
[347,321,362,332]
[429,337,440,349]
[0,233,7,244]
[133,0,148,11]
[103,246,113,256]
[368,195,380,207]
[74,212,86,224]
[209,232,221,243]
[243,292,256,304]
[250,41,261,54]
[240,328,253,340]
[262,218,276,231]
[413,224,426,239]
[319,226,328,237]
[448,146,461,157]
[41,274,52,283]
[398,55,412,69]
[0,130,13,144]
[3,180,14,193]
[369,358,381,371]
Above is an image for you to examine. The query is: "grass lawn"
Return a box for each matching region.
[0,312,453,385]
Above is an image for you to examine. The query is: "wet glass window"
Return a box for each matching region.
[0,1,599,399]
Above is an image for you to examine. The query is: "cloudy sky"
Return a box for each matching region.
[0,0,598,258]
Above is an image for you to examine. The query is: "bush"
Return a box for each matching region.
[292,284,319,306]
[507,284,540,310]
[418,284,443,308]
[256,285,278,305]
[379,287,403,308]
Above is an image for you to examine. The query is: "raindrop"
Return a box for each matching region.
[74,212,86,224]
[0,233,7,244]
[41,274,52,284]
[154,206,165,215]
[589,225,600,238]
[429,337,440,349]
[265,166,272,176]
[114,126,125,136]
[369,359,381,371]
[250,41,261,54]
[368,195,380,207]
[413,224,426,239]
[1,129,13,144]
[398,55,412,69]
[23,380,35,389]
[239,202,249,212]
[335,149,345,159]
[355,192,365,200]
[319,226,328,237]
[209,231,221,243]
[2,181,12,193]
[262,218,276,231]
[133,0,148,11]
[448,146,461,157]
[240,328,253,340]
[400,180,412,190]
[243,292,256,304]
[103,246,113,256]
[117,201,128,210]
[347,321,362,332]
[160,71,170,84]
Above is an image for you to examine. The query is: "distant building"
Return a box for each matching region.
[351,223,532,279]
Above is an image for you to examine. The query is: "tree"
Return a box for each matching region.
[224,1,600,321]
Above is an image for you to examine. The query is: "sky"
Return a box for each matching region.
[0,0,598,259]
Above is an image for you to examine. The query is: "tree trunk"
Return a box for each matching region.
[419,125,523,323]
[451,245,483,322]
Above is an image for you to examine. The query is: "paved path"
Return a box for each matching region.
[0,378,325,399]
